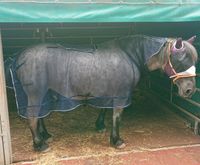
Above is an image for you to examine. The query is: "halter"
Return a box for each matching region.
[164,40,196,83]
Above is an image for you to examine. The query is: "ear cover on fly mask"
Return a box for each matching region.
[164,36,197,82]
[187,35,196,44]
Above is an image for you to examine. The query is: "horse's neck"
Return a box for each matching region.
[118,35,169,70]
[118,36,150,68]
[146,54,162,71]
[146,40,172,71]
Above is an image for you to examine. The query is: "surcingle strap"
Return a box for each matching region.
[48,44,97,53]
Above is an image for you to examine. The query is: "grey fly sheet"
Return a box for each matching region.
[10,35,167,118]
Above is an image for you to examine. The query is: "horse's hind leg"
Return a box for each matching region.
[38,118,53,143]
[27,95,49,152]
[110,108,125,149]
[28,117,49,152]
[95,109,106,133]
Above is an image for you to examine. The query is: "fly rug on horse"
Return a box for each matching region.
[10,35,198,151]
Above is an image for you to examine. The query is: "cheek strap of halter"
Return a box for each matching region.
[164,42,196,83]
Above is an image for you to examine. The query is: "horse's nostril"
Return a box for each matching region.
[185,89,192,95]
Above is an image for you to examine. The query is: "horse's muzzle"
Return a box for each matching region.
[182,87,196,98]
[175,77,196,98]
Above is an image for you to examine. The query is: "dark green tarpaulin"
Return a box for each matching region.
[0,1,200,22]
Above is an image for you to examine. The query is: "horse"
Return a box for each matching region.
[9,35,198,152]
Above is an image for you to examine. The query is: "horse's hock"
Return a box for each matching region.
[0,1,200,165]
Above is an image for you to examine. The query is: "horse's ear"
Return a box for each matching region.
[175,38,183,49]
[187,35,196,44]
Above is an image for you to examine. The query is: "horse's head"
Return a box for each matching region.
[163,36,198,98]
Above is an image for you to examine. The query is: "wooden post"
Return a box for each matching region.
[0,29,12,164]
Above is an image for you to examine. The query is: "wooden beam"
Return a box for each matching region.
[0,29,12,164]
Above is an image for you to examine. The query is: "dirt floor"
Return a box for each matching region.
[8,90,200,164]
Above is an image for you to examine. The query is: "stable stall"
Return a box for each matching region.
[0,1,200,164]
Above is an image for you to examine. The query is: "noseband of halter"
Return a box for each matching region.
[163,40,196,83]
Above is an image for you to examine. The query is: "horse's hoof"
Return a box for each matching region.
[45,137,53,143]
[34,143,49,152]
[41,146,51,153]
[45,136,53,143]
[116,142,126,149]
[110,138,126,149]
[97,128,106,133]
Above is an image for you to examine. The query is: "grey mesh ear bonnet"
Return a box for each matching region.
[164,37,196,83]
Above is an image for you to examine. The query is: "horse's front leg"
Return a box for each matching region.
[110,108,126,149]
[95,109,106,133]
